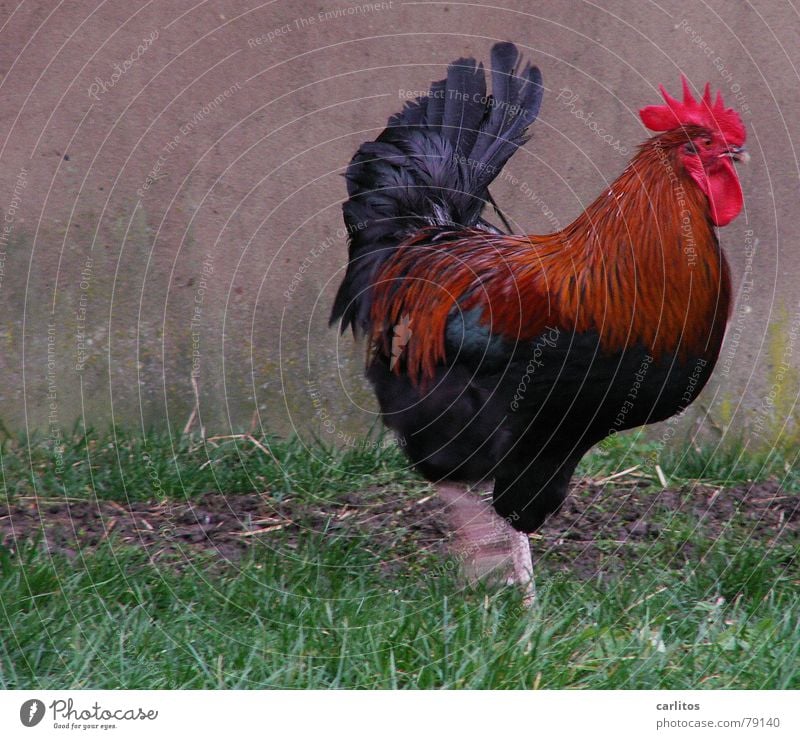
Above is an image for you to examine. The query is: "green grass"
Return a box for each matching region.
[0,427,418,505]
[581,426,800,489]
[1,530,797,689]
[3,423,798,508]
[1,429,798,688]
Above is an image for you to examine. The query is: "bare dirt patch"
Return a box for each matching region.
[536,480,798,578]
[1,479,797,577]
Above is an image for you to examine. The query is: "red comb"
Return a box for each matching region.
[639,77,746,145]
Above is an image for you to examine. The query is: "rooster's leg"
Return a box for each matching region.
[510,528,536,608]
[436,483,536,606]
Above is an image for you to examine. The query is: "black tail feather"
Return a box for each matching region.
[441,58,486,155]
[330,42,543,334]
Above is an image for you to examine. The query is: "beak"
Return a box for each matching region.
[725,145,750,164]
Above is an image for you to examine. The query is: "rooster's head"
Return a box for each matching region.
[639,78,747,226]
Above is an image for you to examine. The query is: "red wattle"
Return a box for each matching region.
[687,158,743,227]
[706,158,743,226]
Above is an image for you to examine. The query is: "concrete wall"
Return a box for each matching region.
[0,0,797,449]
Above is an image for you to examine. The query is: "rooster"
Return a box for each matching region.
[331,43,747,604]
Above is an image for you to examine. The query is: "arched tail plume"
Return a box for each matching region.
[330,42,543,333]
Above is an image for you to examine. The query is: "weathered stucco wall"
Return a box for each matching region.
[0,0,798,450]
